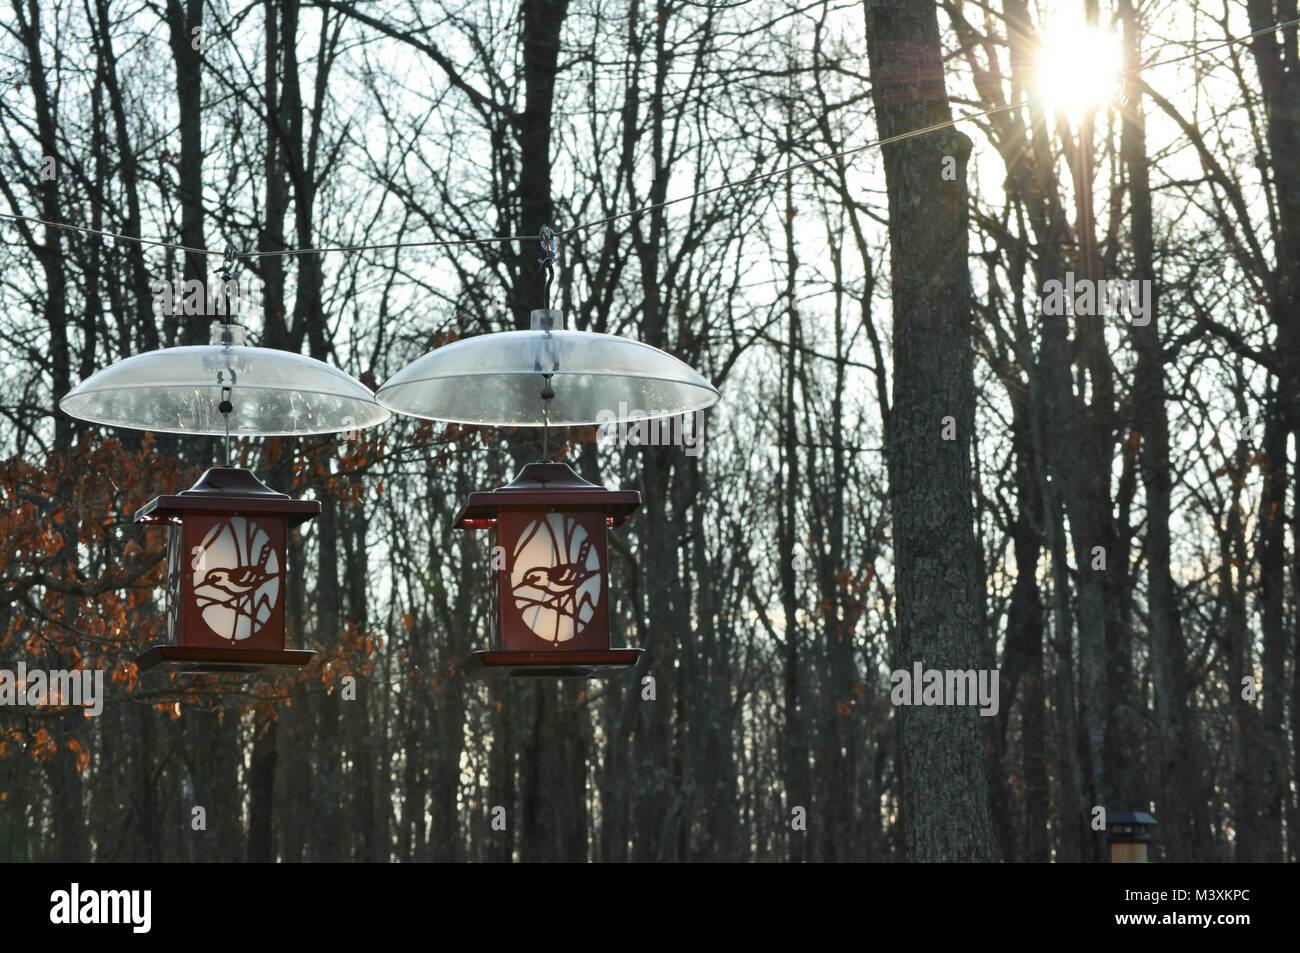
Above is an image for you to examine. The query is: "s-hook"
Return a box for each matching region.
[215,241,240,283]
[538,226,556,309]
[215,241,241,316]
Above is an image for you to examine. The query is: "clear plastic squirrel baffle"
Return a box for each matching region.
[375,309,719,427]
[60,322,390,436]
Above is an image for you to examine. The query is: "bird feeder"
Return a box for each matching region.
[377,231,718,685]
[453,461,644,678]
[1107,811,1158,863]
[61,320,389,676]
[133,466,320,674]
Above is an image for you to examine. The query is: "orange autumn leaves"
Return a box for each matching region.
[0,436,186,771]
[0,435,184,659]
[0,426,417,771]
[1,728,91,772]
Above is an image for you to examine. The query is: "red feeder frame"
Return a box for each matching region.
[134,467,320,675]
[454,462,645,678]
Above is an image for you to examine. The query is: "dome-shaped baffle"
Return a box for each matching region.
[375,310,719,427]
[60,325,390,436]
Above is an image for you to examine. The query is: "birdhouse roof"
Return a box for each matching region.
[453,462,640,528]
[136,467,320,526]
[1106,811,1158,826]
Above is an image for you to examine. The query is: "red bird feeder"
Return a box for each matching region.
[134,467,320,674]
[454,461,645,678]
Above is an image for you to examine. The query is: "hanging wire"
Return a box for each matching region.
[216,364,235,465]
[212,240,241,463]
[0,14,1294,260]
[0,213,539,257]
[540,379,554,462]
[219,385,233,466]
[538,226,558,461]
[0,213,214,255]
[1145,14,1300,68]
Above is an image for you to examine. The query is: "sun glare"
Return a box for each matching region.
[1036,23,1123,125]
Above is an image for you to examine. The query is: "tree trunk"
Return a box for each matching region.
[164,0,205,346]
[864,0,998,862]
[1119,0,1208,860]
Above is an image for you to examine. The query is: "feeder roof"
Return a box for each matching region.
[1106,812,1158,826]
[453,462,640,528]
[136,467,320,526]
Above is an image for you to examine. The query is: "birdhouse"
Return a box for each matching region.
[453,461,645,678]
[1107,811,1158,863]
[133,466,320,674]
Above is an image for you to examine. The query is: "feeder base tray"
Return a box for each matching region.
[135,645,316,675]
[463,649,645,679]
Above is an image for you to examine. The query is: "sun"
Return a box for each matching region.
[1036,22,1123,126]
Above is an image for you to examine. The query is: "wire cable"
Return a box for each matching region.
[1,13,1295,258]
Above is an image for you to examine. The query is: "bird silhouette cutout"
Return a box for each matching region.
[514,538,598,621]
[194,536,278,630]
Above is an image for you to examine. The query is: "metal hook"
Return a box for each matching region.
[215,241,240,284]
[538,226,557,310]
[538,226,557,265]
[214,241,243,319]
